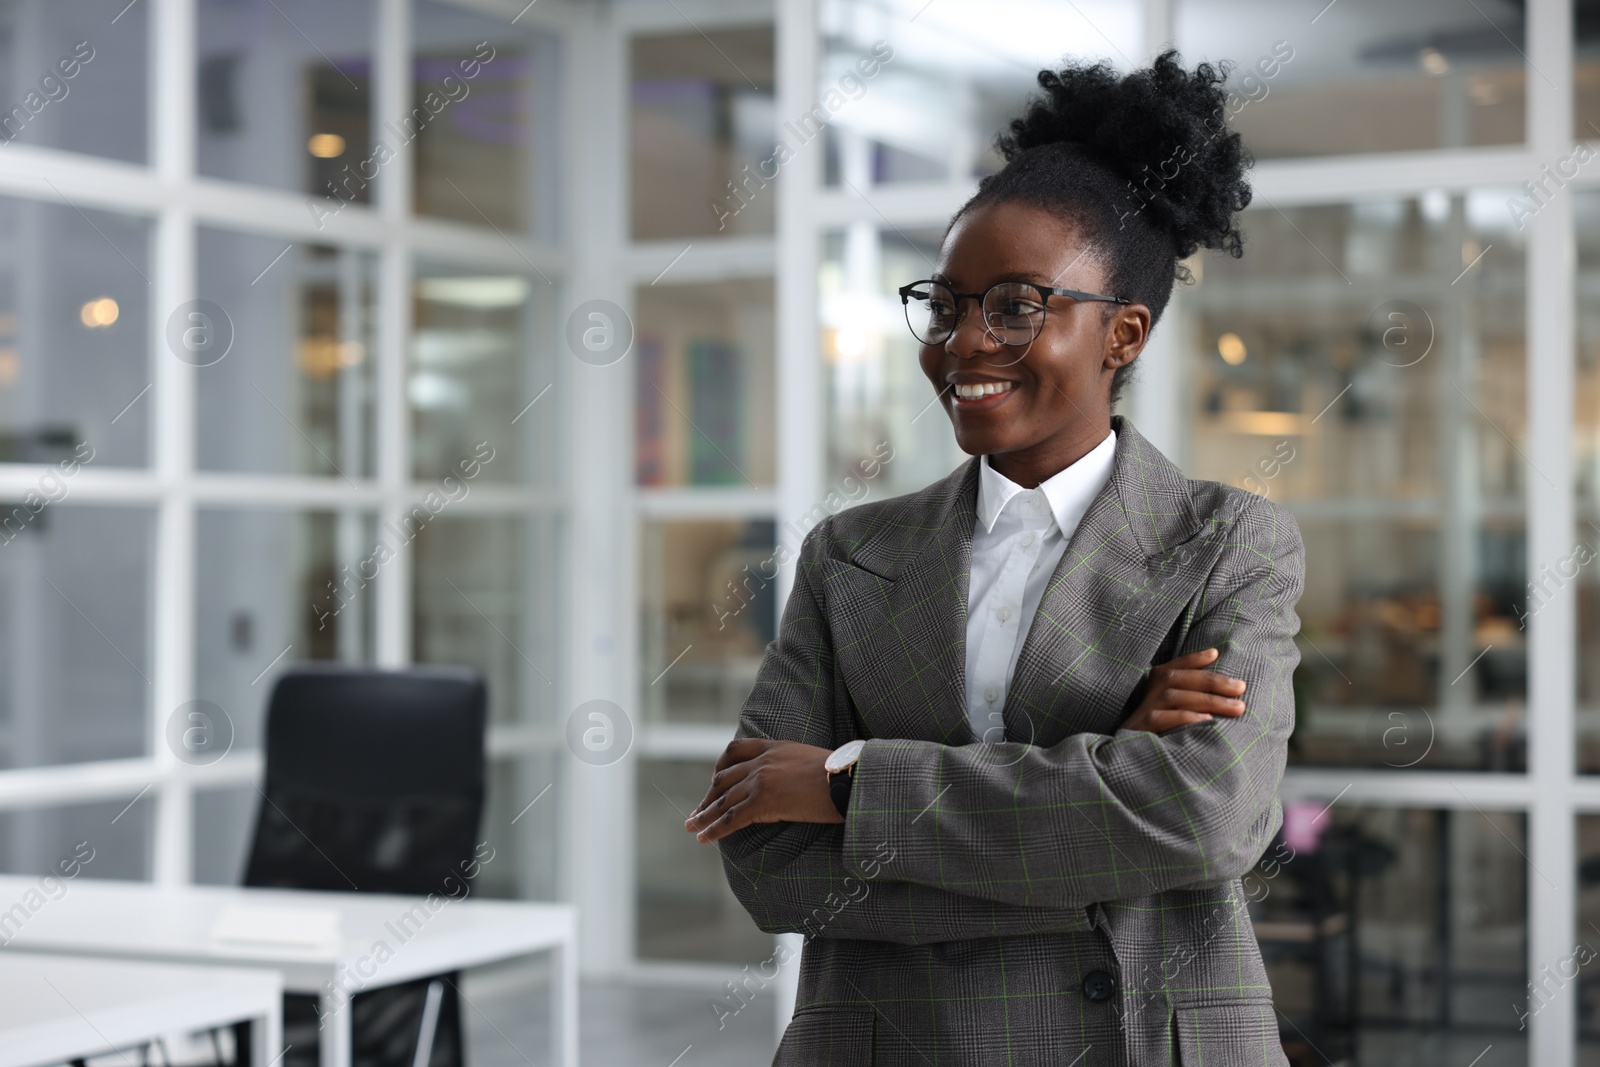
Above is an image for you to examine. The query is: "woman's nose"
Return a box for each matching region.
[945,298,1000,358]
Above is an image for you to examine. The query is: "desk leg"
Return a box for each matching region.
[253,1004,283,1067]
[319,990,353,1067]
[554,939,579,1067]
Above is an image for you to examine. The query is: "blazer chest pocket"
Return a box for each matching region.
[774,1006,875,1066]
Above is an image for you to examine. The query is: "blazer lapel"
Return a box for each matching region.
[824,458,980,747]
[1002,416,1230,746]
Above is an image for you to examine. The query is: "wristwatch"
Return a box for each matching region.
[825,739,866,818]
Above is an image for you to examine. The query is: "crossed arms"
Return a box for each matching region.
[709,498,1305,946]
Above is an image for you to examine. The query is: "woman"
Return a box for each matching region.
[684,50,1303,1066]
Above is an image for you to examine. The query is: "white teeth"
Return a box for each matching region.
[953,381,1016,400]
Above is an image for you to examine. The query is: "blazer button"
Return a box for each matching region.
[1082,970,1116,1003]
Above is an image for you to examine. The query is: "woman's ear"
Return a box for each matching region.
[1104,303,1151,371]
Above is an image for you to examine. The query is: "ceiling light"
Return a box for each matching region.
[79,297,119,329]
[1217,332,1247,365]
[1419,48,1449,76]
[308,132,346,158]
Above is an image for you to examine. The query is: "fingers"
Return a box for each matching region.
[689,759,756,820]
[1141,709,1225,731]
[1156,647,1222,670]
[1160,668,1247,698]
[697,738,775,813]
[693,789,756,843]
[1147,686,1247,717]
[685,777,751,835]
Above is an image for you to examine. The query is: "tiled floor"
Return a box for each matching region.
[461,972,778,1067]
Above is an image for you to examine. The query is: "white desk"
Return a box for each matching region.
[0,951,281,1067]
[0,876,577,1067]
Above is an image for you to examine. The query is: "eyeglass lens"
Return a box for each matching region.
[904,281,1046,347]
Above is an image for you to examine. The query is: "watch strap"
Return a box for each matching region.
[828,768,853,818]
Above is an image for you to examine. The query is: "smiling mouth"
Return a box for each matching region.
[952,380,1017,400]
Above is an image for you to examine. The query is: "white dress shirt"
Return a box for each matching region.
[965,430,1117,741]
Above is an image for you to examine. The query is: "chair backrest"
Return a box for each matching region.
[242,665,487,896]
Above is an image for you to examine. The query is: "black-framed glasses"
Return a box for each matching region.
[897,278,1130,349]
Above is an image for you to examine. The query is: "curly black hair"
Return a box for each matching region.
[954,49,1254,406]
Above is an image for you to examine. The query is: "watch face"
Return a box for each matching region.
[825,738,866,774]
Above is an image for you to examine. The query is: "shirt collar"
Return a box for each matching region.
[976,429,1118,538]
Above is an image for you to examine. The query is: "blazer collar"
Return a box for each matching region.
[872,414,1204,578]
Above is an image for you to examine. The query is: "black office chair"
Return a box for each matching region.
[231,664,488,1067]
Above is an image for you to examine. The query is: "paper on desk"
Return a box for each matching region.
[208,904,342,948]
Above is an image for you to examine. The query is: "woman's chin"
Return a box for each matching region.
[951,427,1019,457]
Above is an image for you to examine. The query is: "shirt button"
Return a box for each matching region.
[1020,533,1034,548]
[1082,970,1117,1003]
[1028,494,1043,510]
[984,686,999,703]
[997,606,1012,622]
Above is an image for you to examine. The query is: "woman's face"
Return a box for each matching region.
[917,200,1149,482]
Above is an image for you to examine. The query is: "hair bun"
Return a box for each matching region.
[997,49,1253,262]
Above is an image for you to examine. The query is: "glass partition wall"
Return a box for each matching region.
[0,0,566,916]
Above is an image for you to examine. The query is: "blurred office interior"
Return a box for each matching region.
[1,0,1600,1063]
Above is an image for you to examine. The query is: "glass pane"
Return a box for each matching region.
[1263,802,1526,1064]
[1575,816,1600,1059]
[0,798,150,882]
[0,505,151,770]
[411,0,560,236]
[640,519,774,727]
[477,752,562,901]
[196,231,377,478]
[197,0,375,198]
[637,756,771,963]
[413,514,559,730]
[194,508,377,757]
[412,266,552,486]
[193,784,254,886]
[631,26,775,239]
[1578,190,1600,771]
[1176,0,1525,158]
[1180,193,1526,771]
[0,1,148,164]
[1578,0,1600,140]
[0,197,152,469]
[635,279,775,487]
[818,0,1141,186]
[821,225,965,498]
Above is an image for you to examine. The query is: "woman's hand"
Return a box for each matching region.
[1120,647,1248,734]
[684,738,843,844]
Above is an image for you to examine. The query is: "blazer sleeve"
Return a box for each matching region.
[715,519,1095,943]
[838,493,1305,910]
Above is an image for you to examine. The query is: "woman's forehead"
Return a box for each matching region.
[936,202,1102,287]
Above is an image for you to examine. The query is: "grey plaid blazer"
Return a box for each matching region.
[717,416,1305,1066]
